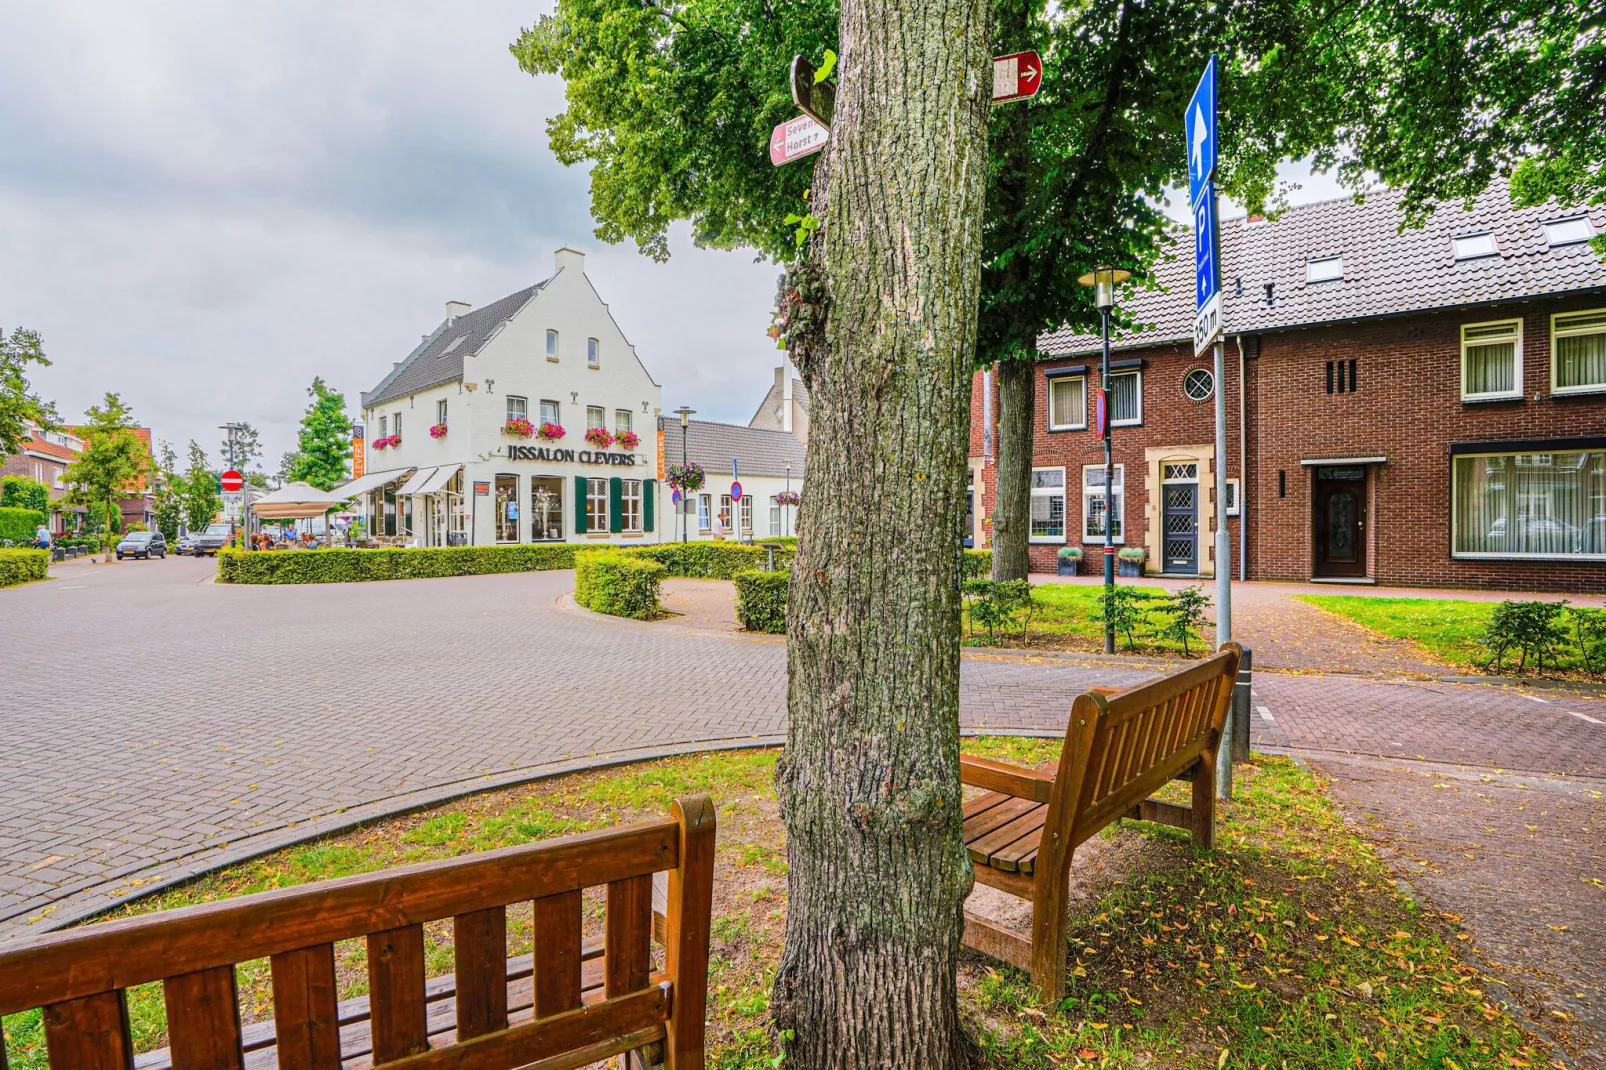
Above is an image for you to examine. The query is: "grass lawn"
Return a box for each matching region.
[965,583,1211,658]
[1,744,1553,1069]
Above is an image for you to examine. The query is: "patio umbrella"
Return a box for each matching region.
[247,482,348,520]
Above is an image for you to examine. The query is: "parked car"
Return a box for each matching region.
[193,523,235,556]
[175,532,200,556]
[115,531,167,560]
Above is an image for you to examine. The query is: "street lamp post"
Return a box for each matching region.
[1077,266,1131,655]
[673,406,696,543]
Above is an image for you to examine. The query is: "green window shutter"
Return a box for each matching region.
[643,480,655,532]
[609,476,623,534]
[574,476,588,534]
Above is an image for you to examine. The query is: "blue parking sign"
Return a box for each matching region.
[1194,184,1218,312]
[1186,55,1217,206]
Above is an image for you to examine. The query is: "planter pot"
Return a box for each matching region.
[1118,558,1145,578]
[1057,559,1080,576]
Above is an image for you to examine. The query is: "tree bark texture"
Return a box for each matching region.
[989,358,1034,581]
[771,0,992,1066]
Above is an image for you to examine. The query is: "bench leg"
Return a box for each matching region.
[1029,850,1073,1007]
[1191,750,1216,851]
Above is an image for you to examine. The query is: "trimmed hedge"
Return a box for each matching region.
[0,507,46,544]
[629,541,794,579]
[961,548,992,581]
[218,544,579,584]
[734,570,789,633]
[0,548,48,587]
[574,550,665,620]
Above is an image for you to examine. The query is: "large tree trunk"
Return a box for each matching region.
[770,0,992,1064]
[989,358,1034,581]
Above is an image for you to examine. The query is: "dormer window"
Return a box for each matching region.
[1453,232,1499,261]
[1543,216,1597,248]
[1305,255,1343,283]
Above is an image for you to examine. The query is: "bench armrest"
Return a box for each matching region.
[1088,685,1124,698]
[959,755,1054,803]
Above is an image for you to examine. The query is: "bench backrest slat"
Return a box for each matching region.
[164,965,245,1069]
[269,943,341,1068]
[606,874,655,998]
[369,923,430,1061]
[532,889,585,1017]
[453,907,510,1040]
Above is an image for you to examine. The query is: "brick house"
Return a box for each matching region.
[0,427,80,531]
[969,180,1606,592]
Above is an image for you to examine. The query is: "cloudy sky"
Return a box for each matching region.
[1,2,1344,472]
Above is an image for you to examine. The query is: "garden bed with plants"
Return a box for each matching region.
[0,745,1555,1069]
[963,581,1213,657]
[1300,595,1606,679]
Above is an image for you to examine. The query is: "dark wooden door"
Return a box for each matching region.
[1312,467,1367,578]
[1162,481,1199,573]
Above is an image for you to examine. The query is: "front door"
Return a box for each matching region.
[1161,470,1199,574]
[1313,467,1367,577]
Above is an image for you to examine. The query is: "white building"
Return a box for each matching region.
[347,248,666,547]
[658,418,806,541]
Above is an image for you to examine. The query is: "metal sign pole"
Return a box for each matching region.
[1101,306,1116,655]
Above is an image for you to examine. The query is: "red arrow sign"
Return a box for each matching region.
[993,50,1043,104]
[770,114,829,166]
[220,469,245,493]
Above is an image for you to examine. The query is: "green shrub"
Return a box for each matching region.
[1479,599,1570,674]
[574,550,664,619]
[1152,585,1212,657]
[628,541,788,579]
[961,548,992,581]
[962,578,1037,642]
[734,569,789,633]
[1573,607,1606,677]
[218,544,579,584]
[1098,584,1156,650]
[0,548,48,587]
[0,506,46,543]
[0,475,50,514]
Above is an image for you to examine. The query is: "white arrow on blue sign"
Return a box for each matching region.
[1194,185,1219,312]
[1186,55,1217,207]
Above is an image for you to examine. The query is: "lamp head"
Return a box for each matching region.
[1077,265,1132,310]
[674,405,696,428]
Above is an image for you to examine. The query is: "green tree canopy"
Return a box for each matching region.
[0,327,58,457]
[288,377,352,491]
[153,439,184,541]
[181,440,222,533]
[62,393,150,555]
[0,474,50,515]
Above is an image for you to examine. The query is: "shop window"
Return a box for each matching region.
[1047,376,1086,430]
[615,409,633,434]
[1452,448,1606,559]
[1551,308,1606,395]
[507,396,529,422]
[531,477,563,541]
[546,329,559,360]
[540,399,560,425]
[698,494,711,531]
[588,337,601,367]
[1083,464,1125,543]
[620,480,643,532]
[436,398,448,425]
[382,487,397,537]
[1461,320,1522,401]
[1029,467,1066,543]
[586,405,606,429]
[495,474,519,543]
[587,477,609,531]
[1325,359,1358,394]
[1110,370,1142,425]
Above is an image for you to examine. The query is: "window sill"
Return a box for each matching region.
[1111,419,1143,428]
[586,532,612,539]
[1047,425,1088,433]
[1551,385,1606,398]
[587,364,601,371]
[546,356,560,363]
[1460,393,1523,405]
[1452,551,1606,562]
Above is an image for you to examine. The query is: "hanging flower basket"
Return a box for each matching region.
[372,437,388,451]
[616,430,640,450]
[536,421,566,442]
[371,435,400,451]
[503,418,535,438]
[584,426,615,449]
[429,423,448,439]
[666,462,705,493]
[775,490,801,507]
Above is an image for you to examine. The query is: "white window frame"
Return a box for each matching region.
[393,412,403,439]
[1110,370,1143,427]
[739,495,753,532]
[1542,216,1596,248]
[1460,319,1523,402]
[436,398,448,425]
[1224,477,1241,517]
[1550,308,1606,397]
[586,477,609,531]
[378,415,387,437]
[587,337,601,368]
[507,396,529,422]
[1450,448,1606,561]
[586,405,606,429]
[1305,255,1343,283]
[698,494,711,531]
[546,329,559,361]
[539,399,560,425]
[1082,464,1126,544]
[615,409,633,434]
[1453,231,1499,260]
[1046,375,1086,431]
[769,498,782,536]
[620,479,643,533]
[1029,466,1067,545]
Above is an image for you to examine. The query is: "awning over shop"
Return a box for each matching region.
[397,467,439,496]
[418,464,461,495]
[332,467,414,499]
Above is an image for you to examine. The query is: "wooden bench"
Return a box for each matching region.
[0,795,715,1069]
[959,643,1242,1003]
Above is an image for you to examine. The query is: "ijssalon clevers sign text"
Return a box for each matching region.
[507,444,639,466]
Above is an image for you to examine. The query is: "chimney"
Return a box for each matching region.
[554,247,585,274]
[446,301,471,324]
[781,359,795,434]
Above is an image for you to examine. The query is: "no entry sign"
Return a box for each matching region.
[220,469,245,493]
[770,114,828,166]
[992,50,1043,105]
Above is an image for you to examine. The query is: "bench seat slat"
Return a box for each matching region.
[966,805,1049,873]
[961,795,1037,842]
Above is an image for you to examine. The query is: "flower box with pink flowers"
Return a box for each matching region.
[615,430,640,450]
[503,418,535,438]
[537,422,566,442]
[584,426,614,449]
[429,423,448,439]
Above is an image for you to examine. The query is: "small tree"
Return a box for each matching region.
[0,326,58,457]
[288,377,352,491]
[152,440,184,541]
[1098,584,1153,651]
[0,474,50,514]
[181,440,222,533]
[1153,585,1212,657]
[62,394,149,558]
